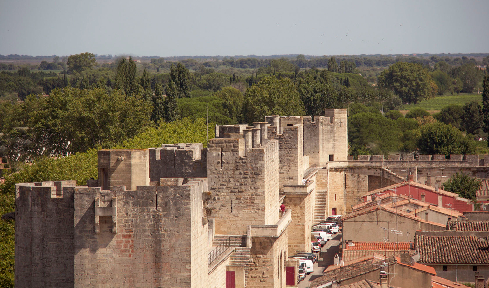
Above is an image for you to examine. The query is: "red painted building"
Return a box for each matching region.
[362,182,473,213]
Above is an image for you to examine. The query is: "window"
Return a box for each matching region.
[329,155,334,161]
[442,265,447,271]
[473,266,478,271]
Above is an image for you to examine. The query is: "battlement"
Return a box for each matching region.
[349,154,488,166]
[16,180,77,199]
[149,143,207,180]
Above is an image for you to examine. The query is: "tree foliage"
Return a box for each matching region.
[378,62,435,104]
[443,172,481,201]
[66,52,96,74]
[115,57,138,97]
[169,63,190,98]
[482,75,489,139]
[243,76,305,123]
[417,122,475,156]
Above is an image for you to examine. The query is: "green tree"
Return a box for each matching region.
[66,52,96,74]
[243,76,305,123]
[435,105,464,130]
[451,63,484,93]
[417,122,475,156]
[151,83,165,124]
[115,57,138,96]
[215,87,244,123]
[164,81,178,122]
[115,57,138,97]
[461,101,483,136]
[384,110,403,120]
[443,172,481,201]
[378,62,434,104]
[170,63,190,98]
[482,75,489,144]
[431,70,453,95]
[328,57,338,73]
[405,108,430,119]
[348,112,401,156]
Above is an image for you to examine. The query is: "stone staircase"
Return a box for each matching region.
[230,247,252,284]
[314,189,328,224]
[212,235,246,247]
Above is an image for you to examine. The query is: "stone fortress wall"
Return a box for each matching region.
[16,178,209,287]
[19,108,489,287]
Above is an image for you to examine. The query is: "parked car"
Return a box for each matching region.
[311,231,333,241]
[293,252,317,263]
[311,241,321,253]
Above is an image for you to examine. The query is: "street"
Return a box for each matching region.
[297,233,342,288]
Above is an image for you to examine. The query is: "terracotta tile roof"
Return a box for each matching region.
[311,255,395,288]
[416,235,489,264]
[343,204,446,228]
[432,275,471,288]
[345,242,413,251]
[394,257,436,275]
[366,181,463,200]
[339,279,381,288]
[352,191,397,211]
[354,192,462,218]
[448,221,489,231]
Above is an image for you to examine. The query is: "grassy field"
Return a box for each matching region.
[401,94,482,112]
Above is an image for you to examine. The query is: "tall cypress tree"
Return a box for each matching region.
[151,83,165,124]
[482,75,489,146]
[164,80,178,122]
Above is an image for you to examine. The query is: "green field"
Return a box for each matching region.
[401,94,482,112]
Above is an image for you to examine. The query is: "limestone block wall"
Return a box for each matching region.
[149,143,207,181]
[72,180,208,288]
[327,169,348,216]
[278,124,304,191]
[303,116,322,167]
[207,138,279,235]
[15,181,77,288]
[283,189,314,256]
[207,256,232,288]
[323,109,348,163]
[248,230,289,288]
[98,149,149,190]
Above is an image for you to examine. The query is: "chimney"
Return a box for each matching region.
[475,272,485,288]
[400,252,413,265]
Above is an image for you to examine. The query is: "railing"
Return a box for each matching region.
[208,237,231,265]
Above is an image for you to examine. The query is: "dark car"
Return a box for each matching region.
[293,252,317,263]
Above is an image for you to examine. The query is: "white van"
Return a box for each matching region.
[298,259,314,274]
[311,231,332,241]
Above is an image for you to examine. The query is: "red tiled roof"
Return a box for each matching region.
[339,279,381,288]
[344,242,413,251]
[366,181,463,200]
[432,275,471,288]
[448,221,489,231]
[416,235,489,264]
[395,256,436,275]
[343,204,446,228]
[311,255,395,288]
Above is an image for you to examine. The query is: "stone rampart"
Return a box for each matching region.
[15,180,77,288]
[16,178,209,288]
[149,143,207,181]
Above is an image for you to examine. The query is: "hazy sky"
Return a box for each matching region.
[1,0,488,57]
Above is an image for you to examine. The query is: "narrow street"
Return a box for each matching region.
[298,233,342,288]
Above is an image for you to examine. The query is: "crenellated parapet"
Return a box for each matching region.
[349,154,489,167]
[149,143,207,181]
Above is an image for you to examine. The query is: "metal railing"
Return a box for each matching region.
[208,237,231,265]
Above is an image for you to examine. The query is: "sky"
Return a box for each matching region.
[0,0,488,57]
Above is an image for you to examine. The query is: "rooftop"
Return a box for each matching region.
[416,234,489,264]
